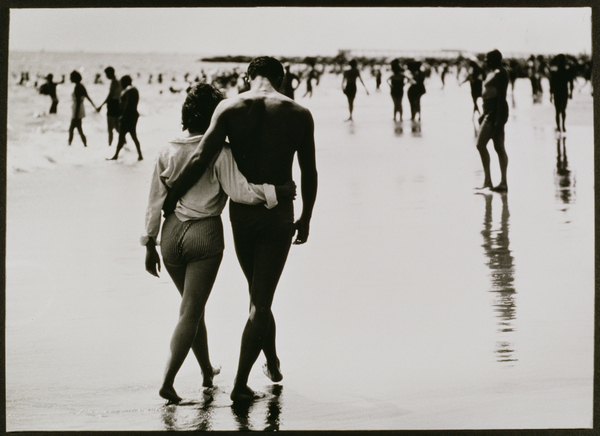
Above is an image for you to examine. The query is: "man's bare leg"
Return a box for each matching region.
[262,313,283,382]
[230,232,292,401]
[232,230,287,386]
[476,120,494,189]
[108,131,126,160]
[491,129,508,192]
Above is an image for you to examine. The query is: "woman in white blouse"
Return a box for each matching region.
[142,84,295,404]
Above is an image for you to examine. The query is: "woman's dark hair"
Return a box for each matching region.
[391,59,401,74]
[349,59,358,68]
[70,70,82,83]
[120,75,132,88]
[181,83,225,133]
[104,66,115,76]
[247,56,284,86]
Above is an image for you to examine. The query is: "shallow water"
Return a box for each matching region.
[5,52,595,430]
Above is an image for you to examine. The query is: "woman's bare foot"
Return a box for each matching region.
[230,385,265,402]
[262,362,283,383]
[159,385,182,404]
[491,183,508,193]
[202,365,221,388]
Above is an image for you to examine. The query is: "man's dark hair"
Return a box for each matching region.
[247,56,284,86]
[104,67,115,76]
[181,83,225,133]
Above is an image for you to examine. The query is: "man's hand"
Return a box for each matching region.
[275,180,297,201]
[145,244,161,277]
[293,218,310,245]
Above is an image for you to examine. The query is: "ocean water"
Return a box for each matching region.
[5,51,595,430]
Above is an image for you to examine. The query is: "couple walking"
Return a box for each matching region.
[141,57,318,403]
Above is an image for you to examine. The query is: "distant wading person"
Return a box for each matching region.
[280,64,300,100]
[39,73,64,114]
[475,49,509,192]
[461,59,485,121]
[387,59,410,122]
[142,83,295,404]
[342,59,369,121]
[68,71,97,147]
[549,54,573,133]
[163,56,318,402]
[97,67,122,146]
[407,61,426,122]
[302,67,320,98]
[108,75,143,161]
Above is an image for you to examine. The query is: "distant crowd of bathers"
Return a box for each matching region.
[12,51,591,170]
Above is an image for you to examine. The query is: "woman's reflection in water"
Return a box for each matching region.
[160,388,217,431]
[555,136,575,207]
[160,385,282,430]
[231,384,283,431]
[479,192,517,365]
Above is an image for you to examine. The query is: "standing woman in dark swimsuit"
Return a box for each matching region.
[549,54,573,133]
[342,59,369,121]
[406,61,426,123]
[387,59,411,122]
[475,49,510,192]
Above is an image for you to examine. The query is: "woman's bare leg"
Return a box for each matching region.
[160,254,222,403]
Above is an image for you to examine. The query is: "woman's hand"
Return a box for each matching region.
[275,180,297,201]
[145,244,161,277]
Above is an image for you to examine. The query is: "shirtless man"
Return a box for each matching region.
[164,56,318,402]
[97,67,122,146]
[39,73,64,114]
[476,50,509,192]
[108,75,143,161]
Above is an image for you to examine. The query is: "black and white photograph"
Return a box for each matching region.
[4,4,596,431]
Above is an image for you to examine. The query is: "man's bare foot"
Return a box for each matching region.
[159,385,182,404]
[202,365,221,388]
[106,157,118,161]
[138,156,143,161]
[475,183,493,190]
[230,385,265,402]
[491,184,508,193]
[263,362,283,383]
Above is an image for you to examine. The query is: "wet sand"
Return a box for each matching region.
[5,71,594,430]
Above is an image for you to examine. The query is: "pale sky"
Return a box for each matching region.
[8,7,593,57]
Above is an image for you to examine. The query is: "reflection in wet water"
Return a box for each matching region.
[479,193,517,365]
[161,389,217,431]
[394,121,403,136]
[554,136,576,206]
[411,120,422,136]
[346,121,355,135]
[231,385,283,431]
[160,385,283,431]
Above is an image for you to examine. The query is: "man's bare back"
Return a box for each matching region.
[216,88,313,185]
